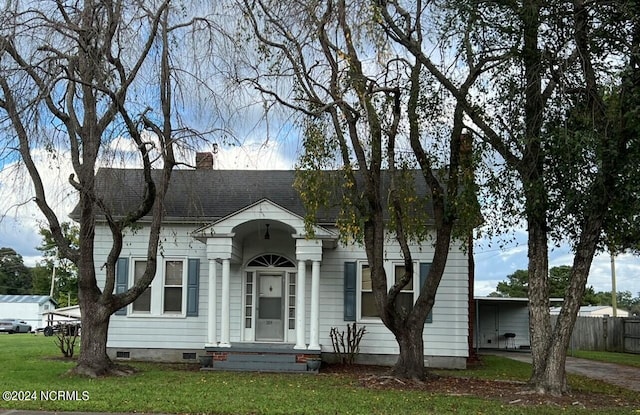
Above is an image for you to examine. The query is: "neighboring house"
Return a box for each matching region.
[83,162,472,371]
[0,295,57,330]
[550,305,630,318]
[474,297,531,350]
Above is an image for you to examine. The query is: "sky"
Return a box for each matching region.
[1,141,638,299]
[474,230,640,298]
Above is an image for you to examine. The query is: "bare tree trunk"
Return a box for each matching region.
[527,215,552,389]
[73,299,114,377]
[391,326,425,379]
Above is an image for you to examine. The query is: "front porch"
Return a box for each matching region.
[201,343,322,373]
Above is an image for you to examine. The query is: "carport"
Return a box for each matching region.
[474,297,532,351]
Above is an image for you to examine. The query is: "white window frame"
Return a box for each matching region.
[129,259,153,315]
[392,262,416,315]
[161,258,187,317]
[357,260,419,322]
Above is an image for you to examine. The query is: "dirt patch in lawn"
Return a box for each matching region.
[321,363,640,410]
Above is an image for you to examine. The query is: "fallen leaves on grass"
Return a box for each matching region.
[322,364,639,410]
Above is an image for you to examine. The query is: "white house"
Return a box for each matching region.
[0,295,57,330]
[86,163,472,371]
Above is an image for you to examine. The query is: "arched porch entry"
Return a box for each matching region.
[192,199,336,351]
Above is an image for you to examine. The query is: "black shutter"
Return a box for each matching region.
[420,262,433,323]
[186,258,200,316]
[344,262,357,321]
[115,258,129,316]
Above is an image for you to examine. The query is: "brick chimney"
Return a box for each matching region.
[195,152,213,169]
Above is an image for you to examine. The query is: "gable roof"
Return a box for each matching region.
[71,168,438,224]
[74,168,318,222]
[194,198,337,238]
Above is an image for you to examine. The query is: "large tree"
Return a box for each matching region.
[493,266,598,304]
[0,247,31,294]
[33,223,80,306]
[376,0,639,394]
[0,0,213,376]
[237,0,479,379]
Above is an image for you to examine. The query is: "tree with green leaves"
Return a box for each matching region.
[494,270,529,298]
[32,223,80,306]
[376,0,640,395]
[591,290,639,311]
[493,266,599,305]
[0,247,31,294]
[237,0,480,379]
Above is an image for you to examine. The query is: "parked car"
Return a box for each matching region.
[0,318,32,334]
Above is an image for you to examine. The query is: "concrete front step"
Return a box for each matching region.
[225,353,296,363]
[202,360,310,373]
[200,343,321,373]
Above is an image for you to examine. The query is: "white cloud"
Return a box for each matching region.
[587,252,640,296]
[474,279,503,296]
[0,141,296,267]
[214,140,295,170]
[0,149,77,266]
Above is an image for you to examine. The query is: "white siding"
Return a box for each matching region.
[476,302,530,349]
[316,241,469,358]
[95,221,469,360]
[96,224,208,349]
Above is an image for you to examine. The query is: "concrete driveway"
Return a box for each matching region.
[484,350,640,392]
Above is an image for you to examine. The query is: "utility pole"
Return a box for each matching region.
[49,263,57,298]
[610,250,617,317]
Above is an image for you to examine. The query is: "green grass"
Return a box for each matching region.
[0,335,638,414]
[437,354,533,381]
[569,350,640,368]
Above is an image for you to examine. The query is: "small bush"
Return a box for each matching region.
[54,323,80,358]
[329,322,366,364]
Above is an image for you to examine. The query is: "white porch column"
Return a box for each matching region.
[219,258,231,347]
[206,259,217,346]
[308,260,321,350]
[294,260,307,349]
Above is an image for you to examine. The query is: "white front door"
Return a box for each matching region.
[256,272,285,341]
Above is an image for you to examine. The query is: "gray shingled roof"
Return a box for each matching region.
[72,168,435,224]
[77,168,333,222]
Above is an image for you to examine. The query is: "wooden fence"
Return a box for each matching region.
[551,316,640,353]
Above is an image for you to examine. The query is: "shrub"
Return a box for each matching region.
[54,323,80,358]
[329,322,366,364]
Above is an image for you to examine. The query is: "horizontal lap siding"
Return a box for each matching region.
[95,224,210,350]
[316,241,468,358]
[97,223,468,358]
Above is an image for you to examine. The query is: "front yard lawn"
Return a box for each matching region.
[0,335,638,414]
[569,350,640,368]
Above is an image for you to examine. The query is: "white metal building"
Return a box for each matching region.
[0,295,57,330]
